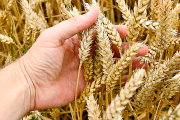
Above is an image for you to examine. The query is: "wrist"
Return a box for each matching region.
[0,59,35,119]
[17,57,36,111]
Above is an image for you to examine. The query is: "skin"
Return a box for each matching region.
[0,7,148,119]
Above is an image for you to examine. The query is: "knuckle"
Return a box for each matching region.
[68,16,83,31]
[40,29,49,37]
[68,16,79,24]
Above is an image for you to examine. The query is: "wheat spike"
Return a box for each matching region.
[64,0,72,7]
[171,4,179,31]
[31,0,47,9]
[103,69,145,120]
[45,2,53,26]
[4,53,13,66]
[116,0,131,22]
[135,52,180,110]
[0,0,14,25]
[95,20,114,84]
[23,19,31,50]
[161,104,180,120]
[106,43,144,92]
[79,28,94,82]
[20,110,51,120]
[87,94,102,120]
[150,0,160,21]
[85,0,122,53]
[21,0,47,32]
[61,3,80,20]
[0,34,14,44]
[163,73,180,99]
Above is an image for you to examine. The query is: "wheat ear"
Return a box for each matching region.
[106,43,144,92]
[171,4,179,31]
[61,4,93,83]
[163,72,180,99]
[4,53,13,66]
[155,0,173,50]
[23,19,32,50]
[0,34,14,44]
[87,94,102,120]
[95,20,114,84]
[85,0,122,54]
[20,110,51,120]
[0,0,14,25]
[21,0,47,32]
[61,3,80,20]
[135,52,180,110]
[80,21,111,104]
[64,0,72,7]
[79,28,94,82]
[161,104,180,120]
[45,2,53,26]
[103,69,145,120]
[31,0,47,9]
[150,0,160,21]
[116,0,131,22]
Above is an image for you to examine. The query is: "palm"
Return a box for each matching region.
[24,36,86,110]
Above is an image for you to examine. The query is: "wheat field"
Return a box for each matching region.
[1,0,180,119]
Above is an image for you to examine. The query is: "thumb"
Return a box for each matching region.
[41,7,99,44]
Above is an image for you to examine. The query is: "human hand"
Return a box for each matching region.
[18,7,148,111]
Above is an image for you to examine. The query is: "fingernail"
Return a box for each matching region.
[86,7,97,15]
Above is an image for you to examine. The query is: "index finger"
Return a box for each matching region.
[112,42,148,57]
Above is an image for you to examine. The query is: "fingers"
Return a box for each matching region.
[121,43,148,56]
[114,25,127,40]
[92,25,127,41]
[41,7,99,44]
[114,57,148,70]
[126,57,148,70]
[121,75,128,86]
[112,42,148,57]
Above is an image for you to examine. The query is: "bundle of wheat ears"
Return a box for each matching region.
[1,0,180,119]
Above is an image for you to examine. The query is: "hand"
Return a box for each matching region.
[18,7,148,111]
